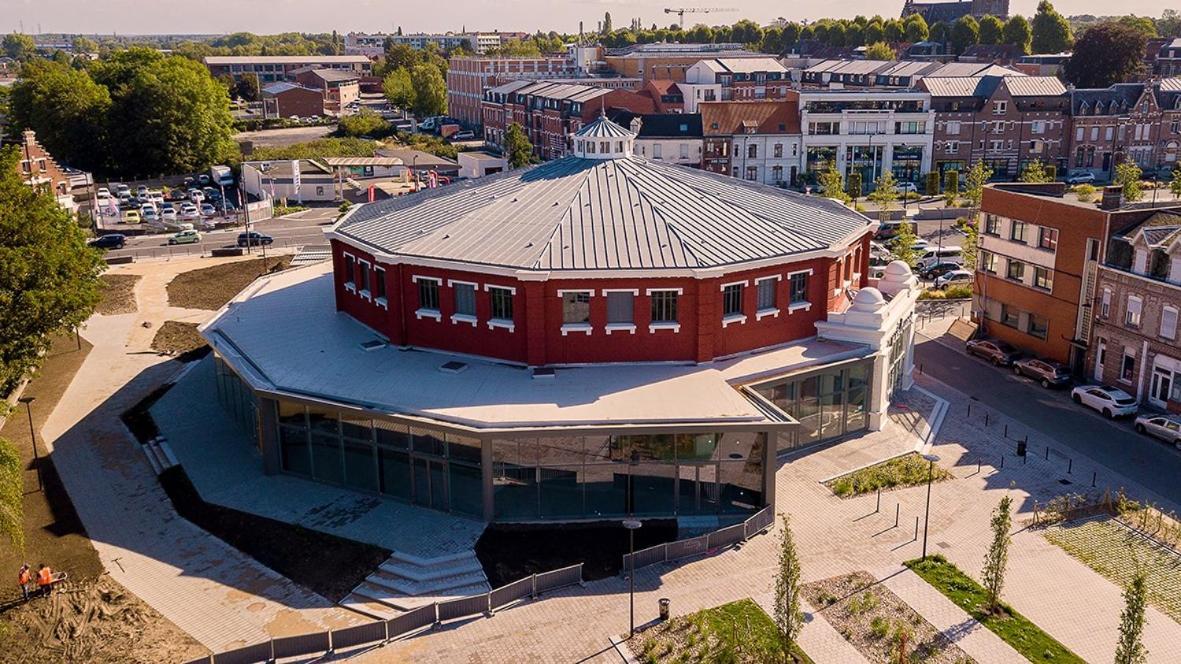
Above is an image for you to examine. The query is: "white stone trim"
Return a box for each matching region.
[557,289,594,296]
[484,283,517,295]
[604,323,636,335]
[754,274,782,284]
[788,302,812,313]
[416,307,442,321]
[648,322,681,333]
[412,274,442,284]
[451,313,477,327]
[787,268,814,277]
[645,287,684,295]
[487,318,515,332]
[447,279,478,288]
[756,307,780,320]
[600,288,640,296]
[722,313,747,327]
[560,322,593,336]
[719,279,749,291]
[344,282,357,293]
[375,296,388,310]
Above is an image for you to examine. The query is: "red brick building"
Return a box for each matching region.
[15,130,73,208]
[1069,80,1181,181]
[261,82,326,119]
[446,55,577,126]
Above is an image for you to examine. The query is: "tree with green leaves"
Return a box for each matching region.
[1002,15,1033,54]
[382,67,415,111]
[1019,159,1053,183]
[863,21,885,45]
[9,58,111,174]
[2,33,36,61]
[1115,162,1144,202]
[0,437,22,552]
[846,171,863,200]
[904,14,930,42]
[337,109,390,138]
[1063,22,1147,88]
[0,146,105,394]
[883,19,905,42]
[71,36,99,54]
[1031,1,1073,53]
[961,215,980,274]
[868,171,899,222]
[1114,568,1149,664]
[950,16,980,54]
[963,161,993,213]
[409,62,447,117]
[731,19,765,46]
[232,72,261,102]
[981,495,1013,614]
[603,12,613,34]
[863,42,895,60]
[1169,166,1181,199]
[817,164,850,204]
[893,221,919,267]
[925,171,940,197]
[978,15,1004,44]
[773,514,804,664]
[929,21,949,43]
[944,169,960,207]
[504,123,534,168]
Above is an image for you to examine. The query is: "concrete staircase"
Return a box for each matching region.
[341,550,490,621]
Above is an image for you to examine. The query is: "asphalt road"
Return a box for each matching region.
[102,207,339,260]
[914,333,1181,507]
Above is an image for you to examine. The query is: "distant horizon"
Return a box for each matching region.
[2,1,1177,38]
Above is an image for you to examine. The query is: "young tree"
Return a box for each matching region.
[817,164,850,204]
[944,169,960,207]
[846,171,863,201]
[1064,22,1147,88]
[409,62,447,117]
[868,171,899,222]
[773,514,804,663]
[925,171,940,197]
[963,161,993,213]
[961,216,980,275]
[981,495,1013,614]
[950,16,980,54]
[1169,167,1181,199]
[1115,162,1144,202]
[1114,569,1149,664]
[504,123,534,168]
[978,15,1004,44]
[382,67,415,111]
[893,221,919,267]
[0,146,105,393]
[0,437,22,551]
[1019,159,1052,183]
[1002,15,1033,54]
[1031,1,1073,53]
[864,42,896,60]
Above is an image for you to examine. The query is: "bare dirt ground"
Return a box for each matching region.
[234,125,336,148]
[149,321,206,356]
[95,274,141,316]
[165,255,292,310]
[0,575,205,664]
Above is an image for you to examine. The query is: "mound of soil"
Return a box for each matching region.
[149,321,209,360]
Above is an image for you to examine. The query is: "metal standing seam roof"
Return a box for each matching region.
[573,115,635,139]
[1002,76,1067,97]
[1160,78,1181,92]
[714,57,788,74]
[336,156,870,272]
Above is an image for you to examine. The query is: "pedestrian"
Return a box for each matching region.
[18,564,31,601]
[36,564,53,597]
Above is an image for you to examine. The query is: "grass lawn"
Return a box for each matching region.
[905,555,1084,663]
[826,452,951,498]
[165,255,292,310]
[1044,517,1181,625]
[631,598,814,664]
[95,274,141,315]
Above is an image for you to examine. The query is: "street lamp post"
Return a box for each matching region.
[18,396,41,491]
[623,519,643,637]
[921,453,940,559]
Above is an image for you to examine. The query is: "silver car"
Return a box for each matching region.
[1134,414,1181,448]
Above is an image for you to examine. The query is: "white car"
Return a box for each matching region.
[1070,385,1138,418]
[161,208,179,222]
[141,208,159,223]
[896,182,918,194]
[934,269,972,289]
[1134,414,1181,447]
[188,189,204,204]
[180,204,200,220]
[200,203,217,217]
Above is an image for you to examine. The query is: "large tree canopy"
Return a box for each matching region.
[1002,15,1033,54]
[409,62,447,118]
[1031,0,1073,53]
[0,146,105,393]
[978,15,1004,45]
[9,59,111,173]
[1063,22,1147,88]
[950,16,980,54]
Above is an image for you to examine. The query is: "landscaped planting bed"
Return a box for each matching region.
[165,255,292,310]
[826,452,951,498]
[149,321,208,358]
[95,273,141,315]
[905,555,1084,663]
[1043,517,1181,624]
[630,598,813,664]
[803,571,972,664]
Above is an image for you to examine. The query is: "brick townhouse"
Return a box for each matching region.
[919,75,1069,180]
[1089,210,1181,410]
[1069,79,1181,181]
[680,58,792,113]
[446,55,577,126]
[15,130,76,210]
[700,99,803,188]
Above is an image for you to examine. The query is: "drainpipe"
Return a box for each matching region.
[1136,339,1150,404]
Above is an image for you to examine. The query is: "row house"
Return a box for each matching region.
[14,130,77,212]
[700,99,802,188]
[1069,79,1181,181]
[446,55,578,126]
[1159,39,1181,77]
[480,80,656,160]
[799,90,934,193]
[1090,210,1181,411]
[680,58,791,112]
[608,111,704,167]
[919,75,1069,180]
[800,59,1021,91]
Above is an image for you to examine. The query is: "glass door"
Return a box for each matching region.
[1151,368,1171,408]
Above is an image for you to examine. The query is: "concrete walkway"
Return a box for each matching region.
[40,257,363,652]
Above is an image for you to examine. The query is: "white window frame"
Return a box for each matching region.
[1101,288,1111,318]
[787,268,813,312]
[602,288,638,334]
[485,284,516,330]
[412,274,442,320]
[1126,294,1143,327]
[343,252,357,292]
[1162,305,1179,341]
[754,275,782,320]
[356,258,372,301]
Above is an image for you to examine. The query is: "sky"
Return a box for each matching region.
[0,0,1175,36]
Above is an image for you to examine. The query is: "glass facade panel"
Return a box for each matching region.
[378,448,411,500]
[449,462,482,516]
[751,359,875,454]
[311,432,344,484]
[448,433,482,463]
[632,464,677,516]
[375,420,410,450]
[340,412,372,440]
[583,464,627,517]
[539,467,583,518]
[279,425,311,475]
[411,426,446,456]
[344,439,377,492]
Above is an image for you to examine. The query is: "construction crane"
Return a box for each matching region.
[663,7,737,29]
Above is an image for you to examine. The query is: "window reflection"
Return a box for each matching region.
[751,360,874,454]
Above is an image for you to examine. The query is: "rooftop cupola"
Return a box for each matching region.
[571,114,635,160]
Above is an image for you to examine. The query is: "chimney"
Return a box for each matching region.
[22,129,37,147]
[629,116,643,133]
[1100,185,1123,211]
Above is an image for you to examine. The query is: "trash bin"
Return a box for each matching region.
[1016,440,1027,457]
[659,598,670,621]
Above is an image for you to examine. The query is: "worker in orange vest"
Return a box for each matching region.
[18,564,32,601]
[36,564,53,596]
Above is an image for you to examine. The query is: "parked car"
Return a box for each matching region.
[933,269,973,289]
[1134,414,1181,447]
[920,261,964,280]
[237,231,274,247]
[122,209,141,223]
[89,233,126,250]
[200,203,217,217]
[1065,171,1096,185]
[167,188,189,202]
[188,189,204,204]
[142,208,160,223]
[450,130,476,141]
[168,229,202,245]
[915,246,963,271]
[896,182,918,194]
[161,208,179,222]
[198,174,211,186]
[180,203,200,220]
[1012,357,1071,389]
[965,338,1021,366]
[136,185,149,197]
[1070,385,1138,418]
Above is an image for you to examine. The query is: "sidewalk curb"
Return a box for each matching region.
[912,385,949,450]
[608,635,640,663]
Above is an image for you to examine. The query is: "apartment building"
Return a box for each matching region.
[680,58,791,112]
[919,75,1069,179]
[1069,79,1181,181]
[446,55,577,125]
[701,100,802,187]
[603,42,763,83]
[1156,38,1181,77]
[292,68,360,113]
[345,32,514,57]
[799,90,934,192]
[1091,210,1181,409]
[609,111,703,166]
[204,55,371,83]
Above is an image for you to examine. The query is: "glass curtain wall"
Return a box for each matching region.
[751,360,872,455]
[214,356,258,441]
